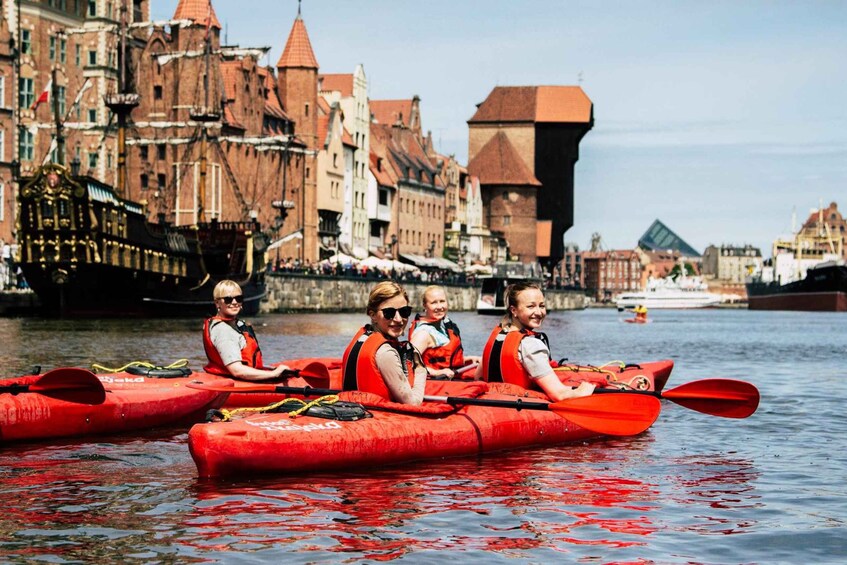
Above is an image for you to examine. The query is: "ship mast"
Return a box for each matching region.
[189,7,220,225]
[103,0,140,197]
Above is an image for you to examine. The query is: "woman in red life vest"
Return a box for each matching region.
[409,285,481,378]
[341,281,428,404]
[202,280,291,381]
[479,281,595,401]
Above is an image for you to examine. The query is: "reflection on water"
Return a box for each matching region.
[2,309,847,562]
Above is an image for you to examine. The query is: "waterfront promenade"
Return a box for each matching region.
[0,273,588,316]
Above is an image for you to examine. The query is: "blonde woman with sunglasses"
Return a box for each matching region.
[341,281,427,405]
[202,280,291,381]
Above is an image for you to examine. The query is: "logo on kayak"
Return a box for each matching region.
[98,376,146,384]
[244,419,343,433]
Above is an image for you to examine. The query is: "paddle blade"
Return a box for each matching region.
[29,368,107,405]
[549,393,661,436]
[662,378,759,418]
[298,362,331,385]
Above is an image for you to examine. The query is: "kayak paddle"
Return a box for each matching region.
[186,381,661,436]
[1,368,107,405]
[593,378,759,418]
[279,361,331,386]
[423,393,660,436]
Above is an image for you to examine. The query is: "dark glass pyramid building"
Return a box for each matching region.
[638,220,701,258]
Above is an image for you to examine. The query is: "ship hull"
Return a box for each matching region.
[746,265,847,312]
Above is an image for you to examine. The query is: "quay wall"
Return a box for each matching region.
[261,274,589,313]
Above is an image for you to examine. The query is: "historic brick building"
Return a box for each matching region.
[582,249,642,302]
[467,86,593,268]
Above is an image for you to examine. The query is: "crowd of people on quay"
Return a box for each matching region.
[267,256,475,285]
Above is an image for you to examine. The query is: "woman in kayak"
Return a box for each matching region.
[202,280,291,381]
[478,281,595,402]
[409,285,481,378]
[341,281,428,405]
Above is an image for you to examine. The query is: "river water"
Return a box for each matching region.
[1,309,845,564]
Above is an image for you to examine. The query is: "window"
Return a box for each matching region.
[0,76,5,108]
[75,45,81,66]
[153,85,162,100]
[157,173,166,188]
[88,151,98,168]
[88,0,96,17]
[139,145,148,160]
[378,189,388,206]
[59,38,67,64]
[503,215,511,226]
[132,0,142,22]
[304,103,309,117]
[21,30,31,55]
[140,174,148,189]
[50,37,56,61]
[88,50,97,66]
[18,78,34,109]
[88,108,97,122]
[0,130,4,162]
[156,144,165,160]
[0,183,4,222]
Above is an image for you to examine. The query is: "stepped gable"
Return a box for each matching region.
[319,73,354,96]
[173,0,222,29]
[277,15,319,69]
[467,131,541,186]
[370,99,413,127]
[468,85,592,123]
[258,67,290,122]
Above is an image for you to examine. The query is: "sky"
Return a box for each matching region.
[153,0,847,258]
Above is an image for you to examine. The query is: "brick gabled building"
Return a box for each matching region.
[583,249,642,302]
[368,97,445,261]
[125,1,316,260]
[0,4,15,242]
[467,86,593,268]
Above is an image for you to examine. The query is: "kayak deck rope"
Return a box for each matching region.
[210,395,341,422]
[91,358,190,373]
[556,360,651,391]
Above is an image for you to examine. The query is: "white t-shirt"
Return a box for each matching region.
[209,319,247,367]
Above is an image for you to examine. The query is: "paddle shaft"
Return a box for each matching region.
[425,395,554,411]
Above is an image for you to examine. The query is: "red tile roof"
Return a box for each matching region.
[370,99,413,127]
[319,73,354,97]
[467,131,541,186]
[468,86,592,124]
[277,16,318,69]
[317,115,329,147]
[369,122,443,190]
[317,96,331,115]
[369,149,395,187]
[342,127,355,147]
[173,0,221,29]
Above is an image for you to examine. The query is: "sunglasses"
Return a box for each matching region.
[380,305,412,319]
[220,295,244,305]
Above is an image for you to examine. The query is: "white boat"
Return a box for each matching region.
[615,275,722,310]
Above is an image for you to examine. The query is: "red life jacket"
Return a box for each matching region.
[481,325,550,391]
[408,315,466,370]
[202,316,264,376]
[341,325,416,401]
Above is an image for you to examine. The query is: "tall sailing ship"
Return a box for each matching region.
[12,1,306,316]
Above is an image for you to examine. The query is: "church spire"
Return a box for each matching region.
[277,11,318,69]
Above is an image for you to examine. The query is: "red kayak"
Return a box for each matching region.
[555,359,673,392]
[188,380,661,478]
[1,368,232,443]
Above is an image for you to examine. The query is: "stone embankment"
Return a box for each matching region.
[262,274,588,313]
